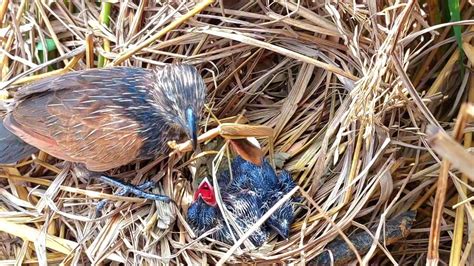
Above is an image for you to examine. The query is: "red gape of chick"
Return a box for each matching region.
[194,178,217,207]
[187,156,298,247]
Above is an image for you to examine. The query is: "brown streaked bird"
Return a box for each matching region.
[0,64,206,204]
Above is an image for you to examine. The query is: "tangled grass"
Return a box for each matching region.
[0,1,473,265]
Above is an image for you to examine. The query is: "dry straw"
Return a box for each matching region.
[0,0,473,265]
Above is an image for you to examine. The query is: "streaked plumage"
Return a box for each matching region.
[0,64,206,205]
[187,188,270,247]
[222,156,297,239]
[1,64,206,171]
[266,170,297,238]
[187,156,297,247]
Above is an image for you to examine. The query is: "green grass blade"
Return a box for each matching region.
[98,1,112,67]
[448,0,465,74]
[36,38,58,71]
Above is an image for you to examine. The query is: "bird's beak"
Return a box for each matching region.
[268,221,290,240]
[185,107,198,150]
[193,177,217,206]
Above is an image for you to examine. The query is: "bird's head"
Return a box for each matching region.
[193,177,217,207]
[152,64,206,151]
[187,181,220,234]
[268,203,294,239]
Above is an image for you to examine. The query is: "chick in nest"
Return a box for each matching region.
[187,156,297,247]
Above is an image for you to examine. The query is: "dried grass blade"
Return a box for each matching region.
[426,126,474,181]
[426,103,474,264]
[274,0,339,32]
[35,164,70,213]
[450,73,474,265]
[10,49,84,87]
[85,34,94,68]
[199,28,357,80]
[35,1,68,65]
[111,0,215,65]
[219,123,273,139]
[0,218,77,255]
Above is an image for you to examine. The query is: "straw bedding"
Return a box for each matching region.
[0,1,473,265]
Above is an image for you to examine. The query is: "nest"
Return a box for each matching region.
[0,1,473,265]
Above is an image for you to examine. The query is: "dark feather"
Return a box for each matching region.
[187,190,270,247]
[0,119,38,163]
[187,156,297,246]
[3,65,206,171]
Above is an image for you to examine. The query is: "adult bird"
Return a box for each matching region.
[187,156,297,247]
[0,118,38,164]
[0,64,206,203]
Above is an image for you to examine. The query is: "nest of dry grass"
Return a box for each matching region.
[0,0,473,265]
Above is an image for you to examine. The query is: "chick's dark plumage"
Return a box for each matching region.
[221,156,297,238]
[266,170,297,238]
[187,156,297,247]
[1,64,206,171]
[187,197,220,234]
[187,189,269,247]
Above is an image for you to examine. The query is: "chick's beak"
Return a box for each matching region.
[185,107,198,150]
[273,224,290,240]
[193,177,217,206]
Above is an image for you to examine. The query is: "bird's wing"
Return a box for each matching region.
[224,191,270,247]
[0,118,38,163]
[5,67,157,171]
[224,191,262,220]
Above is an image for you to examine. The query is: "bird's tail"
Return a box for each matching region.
[0,117,38,164]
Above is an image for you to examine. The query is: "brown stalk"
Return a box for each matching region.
[427,103,472,264]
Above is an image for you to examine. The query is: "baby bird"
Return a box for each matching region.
[264,170,297,238]
[187,156,297,247]
[222,156,297,238]
[187,178,270,247]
